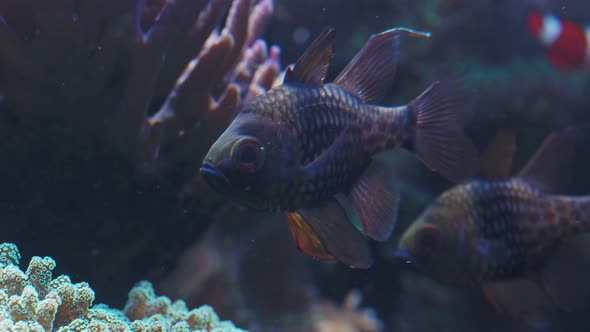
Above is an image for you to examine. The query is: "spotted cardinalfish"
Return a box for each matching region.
[397,126,590,320]
[201,27,478,268]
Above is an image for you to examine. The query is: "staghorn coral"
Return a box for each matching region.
[1,0,281,305]
[0,0,280,177]
[0,242,244,332]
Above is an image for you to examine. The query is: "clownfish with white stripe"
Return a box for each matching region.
[528,8,590,70]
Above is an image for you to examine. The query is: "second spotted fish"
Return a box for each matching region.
[201,27,478,268]
[397,126,590,320]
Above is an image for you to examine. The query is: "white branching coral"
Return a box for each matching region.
[0,243,244,332]
[313,290,383,332]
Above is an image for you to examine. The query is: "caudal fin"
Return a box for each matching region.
[409,76,478,182]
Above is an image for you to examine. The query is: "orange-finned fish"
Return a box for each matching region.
[528,8,590,70]
[201,27,478,268]
[397,126,590,320]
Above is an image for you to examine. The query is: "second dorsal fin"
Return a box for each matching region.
[333,27,430,104]
[284,28,336,85]
[517,127,580,193]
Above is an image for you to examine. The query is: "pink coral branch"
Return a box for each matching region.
[0,0,281,187]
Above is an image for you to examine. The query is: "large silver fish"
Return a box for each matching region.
[201,27,477,268]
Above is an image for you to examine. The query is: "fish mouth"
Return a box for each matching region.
[200,160,231,194]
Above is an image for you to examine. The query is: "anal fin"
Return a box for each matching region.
[348,159,400,241]
[541,233,590,311]
[285,198,373,268]
[482,279,557,321]
[285,211,335,260]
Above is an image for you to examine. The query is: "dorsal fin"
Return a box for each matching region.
[518,129,575,193]
[284,27,335,85]
[478,128,518,179]
[333,27,430,104]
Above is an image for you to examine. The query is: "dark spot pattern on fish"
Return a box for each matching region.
[464,180,528,280]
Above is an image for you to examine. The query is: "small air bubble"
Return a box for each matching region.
[293,26,310,45]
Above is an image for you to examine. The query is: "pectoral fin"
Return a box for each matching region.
[285,198,373,268]
[348,159,400,241]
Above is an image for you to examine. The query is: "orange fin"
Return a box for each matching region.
[333,27,430,104]
[541,233,590,311]
[482,279,557,321]
[284,28,335,85]
[285,211,335,260]
[285,198,373,268]
[478,128,517,179]
[410,75,478,182]
[348,159,400,241]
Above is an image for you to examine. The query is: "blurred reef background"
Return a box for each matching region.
[1,0,590,331]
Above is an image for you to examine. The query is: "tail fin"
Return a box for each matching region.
[409,76,478,182]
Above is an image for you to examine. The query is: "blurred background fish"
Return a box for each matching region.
[528,7,590,70]
[201,27,478,268]
[396,125,590,322]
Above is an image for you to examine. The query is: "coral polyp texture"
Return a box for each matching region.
[0,243,243,332]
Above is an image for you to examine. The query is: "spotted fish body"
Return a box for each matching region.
[397,127,590,319]
[243,82,410,210]
[423,178,590,283]
[202,27,477,268]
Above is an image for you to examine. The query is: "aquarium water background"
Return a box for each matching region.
[1,0,590,331]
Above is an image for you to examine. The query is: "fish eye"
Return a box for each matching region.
[416,224,440,258]
[231,136,264,173]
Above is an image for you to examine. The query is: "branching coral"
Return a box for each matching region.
[312,290,383,332]
[0,0,281,178]
[0,242,244,332]
[0,0,282,306]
